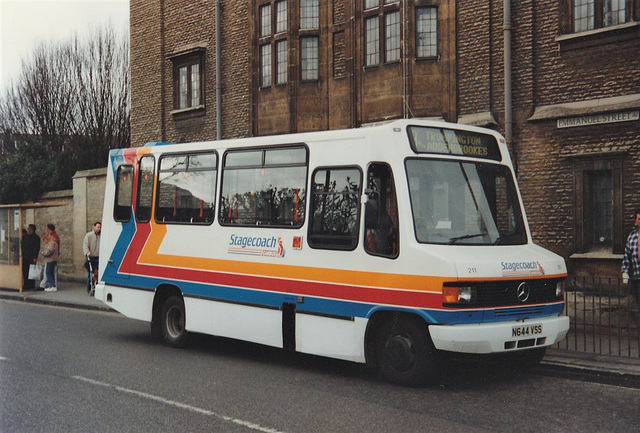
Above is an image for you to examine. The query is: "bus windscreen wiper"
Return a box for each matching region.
[448,233,486,244]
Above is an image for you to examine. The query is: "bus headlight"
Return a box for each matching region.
[443,286,476,304]
[555,281,565,299]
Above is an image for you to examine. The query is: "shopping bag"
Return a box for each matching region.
[28,264,41,280]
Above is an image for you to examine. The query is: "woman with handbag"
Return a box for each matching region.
[40,232,59,292]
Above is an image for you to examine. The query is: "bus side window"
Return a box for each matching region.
[114,165,134,222]
[136,156,155,223]
[308,166,362,250]
[219,146,307,227]
[155,152,217,224]
[364,163,398,258]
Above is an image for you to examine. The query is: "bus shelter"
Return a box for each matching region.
[0,205,23,290]
[0,203,63,291]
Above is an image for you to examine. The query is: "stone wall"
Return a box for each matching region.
[21,168,107,283]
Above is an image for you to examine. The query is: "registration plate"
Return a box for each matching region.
[512,323,543,337]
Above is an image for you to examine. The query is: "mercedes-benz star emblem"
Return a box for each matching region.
[517,282,530,303]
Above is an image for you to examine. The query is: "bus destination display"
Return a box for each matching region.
[407,125,501,161]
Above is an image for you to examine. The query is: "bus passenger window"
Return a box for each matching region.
[136,156,155,223]
[155,152,217,224]
[219,146,307,227]
[308,167,362,250]
[364,163,399,258]
[114,165,134,222]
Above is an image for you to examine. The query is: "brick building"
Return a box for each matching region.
[130,0,640,277]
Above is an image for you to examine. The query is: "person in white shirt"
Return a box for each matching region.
[83,222,101,293]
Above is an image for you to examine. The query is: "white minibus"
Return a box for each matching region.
[96,119,569,385]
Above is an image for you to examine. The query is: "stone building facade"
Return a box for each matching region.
[130,0,640,278]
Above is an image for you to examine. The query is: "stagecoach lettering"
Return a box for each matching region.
[229,234,278,249]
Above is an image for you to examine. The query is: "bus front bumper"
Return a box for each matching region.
[428,315,570,354]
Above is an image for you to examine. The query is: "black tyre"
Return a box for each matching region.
[160,295,188,348]
[378,316,440,386]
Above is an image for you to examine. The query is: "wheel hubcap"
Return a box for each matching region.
[384,335,414,372]
[166,306,184,338]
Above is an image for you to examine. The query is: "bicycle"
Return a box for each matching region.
[86,256,99,296]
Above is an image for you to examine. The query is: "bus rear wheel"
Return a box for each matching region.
[160,295,188,348]
[378,316,440,386]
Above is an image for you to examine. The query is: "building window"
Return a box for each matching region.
[260,4,272,37]
[586,170,613,249]
[276,40,288,85]
[260,44,272,87]
[301,0,319,29]
[258,1,288,88]
[572,155,624,255]
[276,0,287,33]
[170,53,204,111]
[385,11,400,63]
[365,0,377,9]
[573,0,628,31]
[416,7,437,58]
[301,37,319,81]
[604,0,627,26]
[363,0,401,67]
[574,0,595,32]
[365,16,380,66]
[567,0,632,33]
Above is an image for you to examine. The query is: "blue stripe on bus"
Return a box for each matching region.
[102,270,565,326]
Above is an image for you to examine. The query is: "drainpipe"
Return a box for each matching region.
[216,0,222,140]
[504,0,515,172]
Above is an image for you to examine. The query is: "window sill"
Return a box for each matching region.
[556,21,639,52]
[170,105,205,119]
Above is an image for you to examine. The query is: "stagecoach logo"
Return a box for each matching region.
[228,234,285,258]
[517,282,530,303]
[501,260,544,277]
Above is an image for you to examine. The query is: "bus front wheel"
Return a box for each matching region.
[378,316,440,386]
[160,295,188,348]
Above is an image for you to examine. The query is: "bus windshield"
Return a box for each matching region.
[406,159,527,245]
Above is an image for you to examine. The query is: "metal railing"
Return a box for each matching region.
[554,276,639,357]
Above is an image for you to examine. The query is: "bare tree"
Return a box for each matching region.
[0,23,130,202]
[15,41,79,155]
[75,25,130,165]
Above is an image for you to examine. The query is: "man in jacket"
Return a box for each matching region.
[21,224,40,291]
[621,210,640,306]
[83,222,101,292]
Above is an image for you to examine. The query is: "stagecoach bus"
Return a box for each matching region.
[96,119,569,385]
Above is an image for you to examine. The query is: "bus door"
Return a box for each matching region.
[105,163,135,281]
[364,163,398,258]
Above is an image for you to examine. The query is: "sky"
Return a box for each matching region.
[0,0,129,92]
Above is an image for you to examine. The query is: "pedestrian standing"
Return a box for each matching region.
[46,224,60,288]
[21,224,40,291]
[621,210,640,306]
[83,222,101,292]
[40,232,59,292]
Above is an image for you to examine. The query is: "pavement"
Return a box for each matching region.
[1,281,639,382]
